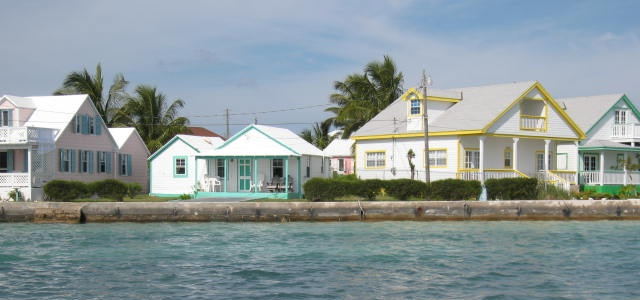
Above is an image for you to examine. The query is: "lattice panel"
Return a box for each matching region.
[31,149,55,187]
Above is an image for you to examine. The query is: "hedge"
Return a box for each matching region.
[43,180,91,202]
[484,178,538,200]
[429,179,481,200]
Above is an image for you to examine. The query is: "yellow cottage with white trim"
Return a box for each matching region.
[351,81,586,190]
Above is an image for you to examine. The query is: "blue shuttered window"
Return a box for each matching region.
[95,115,102,135]
[127,154,132,176]
[106,152,112,173]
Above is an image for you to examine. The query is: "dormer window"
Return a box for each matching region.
[0,110,12,127]
[410,99,421,115]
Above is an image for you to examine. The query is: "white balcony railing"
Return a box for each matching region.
[611,124,640,139]
[520,115,546,131]
[457,169,527,181]
[580,171,640,185]
[0,127,57,145]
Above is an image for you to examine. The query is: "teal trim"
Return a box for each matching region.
[7,150,13,172]
[193,191,297,200]
[106,152,112,173]
[149,163,154,193]
[148,136,200,162]
[173,156,188,178]
[224,159,228,192]
[297,157,302,198]
[81,115,89,134]
[149,193,183,198]
[95,115,102,135]
[585,95,640,136]
[214,125,300,155]
[70,150,76,172]
[88,151,94,173]
[579,146,640,152]
[127,154,132,176]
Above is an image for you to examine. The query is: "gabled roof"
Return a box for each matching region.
[2,94,90,140]
[199,124,324,157]
[108,127,151,155]
[352,81,584,139]
[148,134,225,161]
[560,94,635,135]
[324,139,354,157]
[580,139,640,151]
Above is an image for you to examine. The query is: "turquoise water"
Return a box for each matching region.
[0,221,638,300]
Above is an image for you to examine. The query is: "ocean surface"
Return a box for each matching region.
[0,221,638,300]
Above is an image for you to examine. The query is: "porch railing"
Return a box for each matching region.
[0,127,57,145]
[580,171,640,185]
[611,124,640,139]
[538,171,573,191]
[520,115,546,131]
[457,169,528,181]
[0,173,30,187]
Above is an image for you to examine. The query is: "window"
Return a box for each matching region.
[79,150,90,173]
[59,149,74,172]
[464,150,480,169]
[366,151,385,168]
[75,115,81,133]
[216,159,225,178]
[0,151,8,172]
[97,151,111,173]
[174,156,186,177]
[557,153,568,170]
[504,148,512,168]
[583,154,598,171]
[617,154,625,169]
[428,149,447,167]
[119,154,132,176]
[536,152,553,171]
[615,110,628,124]
[88,117,95,134]
[0,110,11,127]
[272,158,284,178]
[410,99,421,115]
[338,158,345,172]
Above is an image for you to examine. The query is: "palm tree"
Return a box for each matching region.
[300,119,334,150]
[54,63,128,127]
[118,85,189,152]
[327,55,404,138]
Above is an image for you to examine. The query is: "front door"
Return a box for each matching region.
[238,159,251,192]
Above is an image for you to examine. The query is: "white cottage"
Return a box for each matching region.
[324,138,355,175]
[193,124,329,199]
[351,81,585,191]
[148,134,225,197]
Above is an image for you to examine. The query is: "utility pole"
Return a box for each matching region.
[225,108,230,139]
[422,70,431,188]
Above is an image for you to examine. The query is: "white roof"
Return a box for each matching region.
[200,124,324,157]
[176,134,225,152]
[560,94,625,133]
[2,94,89,139]
[323,138,354,157]
[353,81,537,137]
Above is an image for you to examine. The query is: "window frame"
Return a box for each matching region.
[173,156,187,177]
[426,149,447,167]
[410,99,421,115]
[365,151,386,169]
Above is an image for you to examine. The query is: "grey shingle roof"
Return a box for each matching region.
[559,94,624,133]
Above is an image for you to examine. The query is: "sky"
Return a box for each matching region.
[1,0,640,137]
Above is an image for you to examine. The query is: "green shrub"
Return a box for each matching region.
[304,178,344,201]
[127,182,143,198]
[89,179,128,201]
[179,193,192,200]
[384,179,426,200]
[537,183,571,200]
[430,179,481,200]
[351,179,384,200]
[485,178,537,200]
[8,189,23,201]
[43,180,91,202]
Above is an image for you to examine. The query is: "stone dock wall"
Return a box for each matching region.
[1,200,640,223]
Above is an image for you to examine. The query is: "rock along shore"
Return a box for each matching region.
[1,200,640,223]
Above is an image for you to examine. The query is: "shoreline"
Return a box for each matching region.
[1,200,639,223]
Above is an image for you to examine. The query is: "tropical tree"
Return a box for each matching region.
[300,118,334,150]
[118,85,189,152]
[54,63,128,127]
[327,55,404,138]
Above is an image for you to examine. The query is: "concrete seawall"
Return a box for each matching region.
[1,200,640,223]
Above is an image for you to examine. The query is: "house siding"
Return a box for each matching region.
[116,133,150,193]
[150,140,199,196]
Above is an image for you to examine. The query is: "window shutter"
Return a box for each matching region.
[7,150,14,172]
[106,152,112,173]
[70,150,76,172]
[23,149,28,171]
[81,115,88,134]
[7,110,13,127]
[126,154,132,176]
[88,151,94,173]
[59,149,64,171]
[95,115,102,135]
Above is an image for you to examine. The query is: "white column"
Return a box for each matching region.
[27,148,32,187]
[512,138,519,171]
[544,139,551,171]
[600,152,605,186]
[478,136,485,183]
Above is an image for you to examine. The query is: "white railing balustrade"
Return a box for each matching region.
[520,115,546,131]
[0,173,30,187]
[0,127,56,144]
[612,124,640,139]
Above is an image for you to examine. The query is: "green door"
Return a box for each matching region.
[238,159,251,192]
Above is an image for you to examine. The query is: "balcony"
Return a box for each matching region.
[0,127,57,145]
[611,124,640,139]
[520,115,547,131]
[0,173,30,187]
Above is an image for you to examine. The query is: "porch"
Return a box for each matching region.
[193,156,303,199]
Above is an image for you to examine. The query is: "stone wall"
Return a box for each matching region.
[1,200,639,223]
